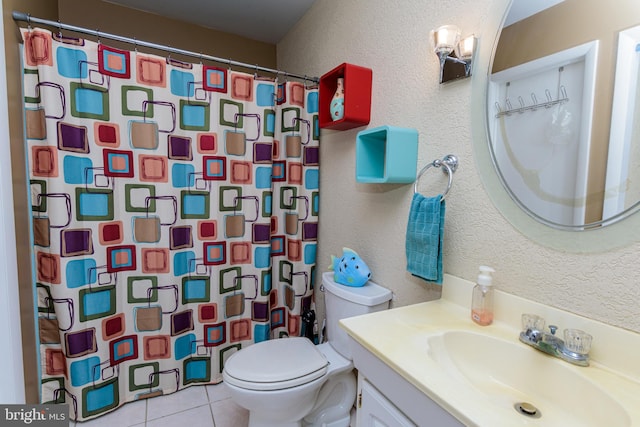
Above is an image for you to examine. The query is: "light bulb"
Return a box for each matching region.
[430,25,461,55]
[455,35,476,61]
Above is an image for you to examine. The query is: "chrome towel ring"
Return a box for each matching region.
[413,154,458,200]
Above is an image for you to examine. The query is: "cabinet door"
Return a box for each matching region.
[357,379,416,427]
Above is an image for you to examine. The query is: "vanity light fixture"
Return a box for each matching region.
[455,34,477,77]
[430,25,477,83]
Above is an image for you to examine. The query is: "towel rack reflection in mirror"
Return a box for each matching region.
[414,155,458,199]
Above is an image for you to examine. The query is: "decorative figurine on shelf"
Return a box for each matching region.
[329,247,371,287]
[329,77,345,121]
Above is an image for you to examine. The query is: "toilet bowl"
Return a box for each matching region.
[223,338,354,427]
[222,272,392,427]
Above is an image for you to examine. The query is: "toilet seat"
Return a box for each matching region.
[223,337,329,391]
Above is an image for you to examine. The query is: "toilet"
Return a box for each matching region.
[222,271,392,427]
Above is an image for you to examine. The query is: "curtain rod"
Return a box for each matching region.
[12,11,319,83]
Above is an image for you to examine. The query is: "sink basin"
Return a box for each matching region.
[425,331,630,427]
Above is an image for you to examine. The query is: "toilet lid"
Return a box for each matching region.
[223,337,329,391]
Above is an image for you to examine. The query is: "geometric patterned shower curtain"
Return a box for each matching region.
[20,27,319,421]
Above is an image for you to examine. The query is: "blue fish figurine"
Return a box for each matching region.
[329,247,371,287]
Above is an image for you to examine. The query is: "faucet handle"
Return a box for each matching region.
[564,329,592,355]
[521,313,545,331]
[548,325,558,335]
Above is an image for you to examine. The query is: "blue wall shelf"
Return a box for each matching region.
[356,126,419,183]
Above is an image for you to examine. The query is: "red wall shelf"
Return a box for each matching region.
[319,63,372,130]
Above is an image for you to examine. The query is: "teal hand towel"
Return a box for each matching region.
[405,193,445,284]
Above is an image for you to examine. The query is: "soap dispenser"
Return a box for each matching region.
[471,266,495,326]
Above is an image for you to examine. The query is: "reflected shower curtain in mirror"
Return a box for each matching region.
[21,27,319,421]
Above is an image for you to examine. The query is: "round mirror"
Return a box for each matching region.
[486,0,640,230]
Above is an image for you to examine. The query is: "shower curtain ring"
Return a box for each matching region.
[254,64,258,78]
[57,19,62,37]
[27,13,32,29]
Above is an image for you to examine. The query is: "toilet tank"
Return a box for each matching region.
[321,271,392,359]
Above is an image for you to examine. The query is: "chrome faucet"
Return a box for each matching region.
[518,314,592,367]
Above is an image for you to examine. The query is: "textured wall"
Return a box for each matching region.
[277,0,640,333]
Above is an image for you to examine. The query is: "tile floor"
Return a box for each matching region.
[71,383,249,427]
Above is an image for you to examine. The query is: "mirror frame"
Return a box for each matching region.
[471,0,640,253]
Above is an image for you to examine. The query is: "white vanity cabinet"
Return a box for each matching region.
[350,338,465,427]
[357,377,416,426]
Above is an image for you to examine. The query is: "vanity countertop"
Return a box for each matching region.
[340,274,640,426]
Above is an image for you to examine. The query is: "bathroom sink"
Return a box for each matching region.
[341,278,640,427]
[425,331,630,427]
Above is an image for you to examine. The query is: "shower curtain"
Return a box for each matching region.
[21,27,319,421]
